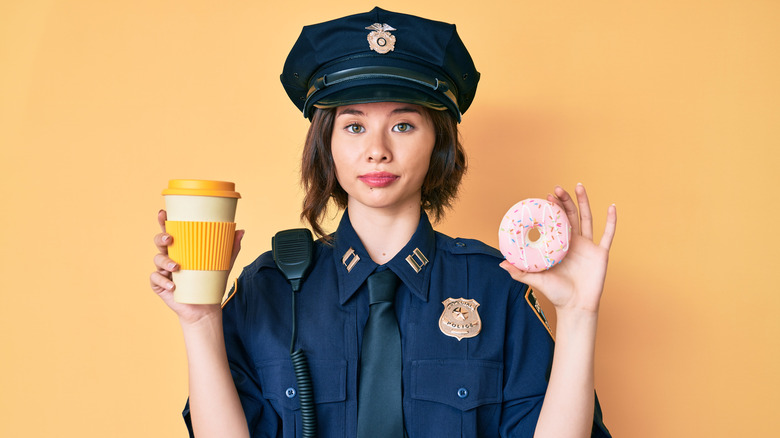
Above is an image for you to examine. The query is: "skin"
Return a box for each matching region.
[330,102,436,264]
[149,101,617,438]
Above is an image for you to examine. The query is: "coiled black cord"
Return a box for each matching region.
[290,291,317,438]
[291,348,317,437]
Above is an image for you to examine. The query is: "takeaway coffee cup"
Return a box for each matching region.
[162,179,241,304]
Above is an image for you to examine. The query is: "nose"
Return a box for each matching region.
[366,130,392,162]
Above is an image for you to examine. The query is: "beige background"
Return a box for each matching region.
[2,0,779,436]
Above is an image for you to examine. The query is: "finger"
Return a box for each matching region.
[150,271,176,293]
[233,229,244,254]
[155,210,171,255]
[553,186,580,234]
[546,193,564,210]
[154,253,179,272]
[575,183,594,241]
[158,209,168,233]
[599,204,617,250]
[154,232,173,255]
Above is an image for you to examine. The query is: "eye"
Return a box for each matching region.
[345,123,365,134]
[393,123,413,133]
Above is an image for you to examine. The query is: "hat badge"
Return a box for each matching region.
[365,23,396,54]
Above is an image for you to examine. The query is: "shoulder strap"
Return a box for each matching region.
[445,236,504,259]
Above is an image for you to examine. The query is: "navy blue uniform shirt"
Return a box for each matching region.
[184,212,610,437]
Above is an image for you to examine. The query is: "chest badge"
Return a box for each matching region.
[365,23,396,54]
[439,298,481,341]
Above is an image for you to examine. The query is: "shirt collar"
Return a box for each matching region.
[332,209,436,305]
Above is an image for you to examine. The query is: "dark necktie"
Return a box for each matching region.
[357,269,403,438]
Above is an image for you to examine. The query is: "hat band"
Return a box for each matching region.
[305,66,458,109]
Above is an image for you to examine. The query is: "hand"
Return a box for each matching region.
[500,184,617,314]
[149,209,245,324]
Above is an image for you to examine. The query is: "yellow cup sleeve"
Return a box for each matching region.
[165,221,236,270]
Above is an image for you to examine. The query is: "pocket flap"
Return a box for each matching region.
[411,359,502,411]
[258,359,347,410]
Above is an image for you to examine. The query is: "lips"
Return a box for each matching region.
[358,172,399,188]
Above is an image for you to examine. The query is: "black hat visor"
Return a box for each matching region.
[304,64,460,121]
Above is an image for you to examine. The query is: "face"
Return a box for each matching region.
[331,102,436,215]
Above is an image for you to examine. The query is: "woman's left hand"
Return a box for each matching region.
[500,184,617,314]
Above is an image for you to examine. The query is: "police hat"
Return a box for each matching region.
[280,7,480,122]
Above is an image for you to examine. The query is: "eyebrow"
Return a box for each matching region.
[336,106,422,117]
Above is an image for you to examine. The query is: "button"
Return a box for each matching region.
[286,387,296,398]
[455,241,466,247]
[457,387,468,398]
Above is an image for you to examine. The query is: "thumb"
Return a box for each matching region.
[500,260,547,291]
[500,260,530,282]
[230,229,245,269]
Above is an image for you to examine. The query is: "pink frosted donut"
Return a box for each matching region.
[498,198,572,272]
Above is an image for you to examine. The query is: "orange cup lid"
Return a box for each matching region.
[162,179,241,198]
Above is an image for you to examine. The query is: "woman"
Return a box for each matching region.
[150,8,616,438]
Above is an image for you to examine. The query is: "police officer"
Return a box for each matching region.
[150,7,616,438]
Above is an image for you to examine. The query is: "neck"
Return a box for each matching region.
[347,202,421,265]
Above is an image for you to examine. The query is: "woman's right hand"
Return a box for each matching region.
[149,209,245,324]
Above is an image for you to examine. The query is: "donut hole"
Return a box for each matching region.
[527,227,542,243]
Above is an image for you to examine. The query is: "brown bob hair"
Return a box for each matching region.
[300,106,467,238]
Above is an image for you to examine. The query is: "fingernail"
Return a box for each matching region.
[167,282,175,290]
[167,262,177,270]
[577,182,583,186]
[162,235,169,243]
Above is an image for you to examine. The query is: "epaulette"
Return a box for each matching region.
[245,250,278,273]
[441,235,504,259]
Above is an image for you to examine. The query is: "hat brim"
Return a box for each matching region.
[314,85,448,111]
[304,76,460,121]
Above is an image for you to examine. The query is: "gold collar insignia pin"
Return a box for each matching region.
[439,298,481,340]
[405,248,428,273]
[366,23,396,54]
[342,247,360,272]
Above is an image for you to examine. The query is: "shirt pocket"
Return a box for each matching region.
[258,359,347,438]
[411,359,503,437]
